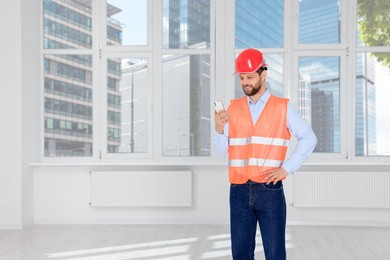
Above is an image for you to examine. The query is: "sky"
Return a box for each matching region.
[108,0,147,45]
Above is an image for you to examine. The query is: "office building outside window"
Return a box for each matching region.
[43,0,95,156]
[162,0,211,156]
[234,0,284,98]
[42,0,390,160]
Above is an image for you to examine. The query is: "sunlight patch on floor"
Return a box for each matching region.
[44,228,295,259]
[200,228,296,259]
[46,237,197,259]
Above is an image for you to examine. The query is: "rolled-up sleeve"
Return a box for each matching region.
[282,102,317,174]
[213,124,229,155]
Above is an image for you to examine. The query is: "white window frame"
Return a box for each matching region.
[39,0,390,165]
[290,0,348,161]
[349,0,390,163]
[40,0,99,163]
[292,51,348,161]
[157,0,219,164]
[99,52,154,160]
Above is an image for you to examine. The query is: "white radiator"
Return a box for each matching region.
[90,171,192,207]
[293,171,390,208]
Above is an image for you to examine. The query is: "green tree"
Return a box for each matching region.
[358,0,390,67]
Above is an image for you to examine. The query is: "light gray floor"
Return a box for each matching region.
[0,225,389,260]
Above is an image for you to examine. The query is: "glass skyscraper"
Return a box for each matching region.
[235,0,284,98]
[299,0,377,154]
[163,0,210,49]
[162,0,211,156]
[355,53,377,156]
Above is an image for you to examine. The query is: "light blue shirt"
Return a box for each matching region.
[213,89,317,174]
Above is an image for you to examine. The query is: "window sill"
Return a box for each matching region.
[29,159,228,167]
[29,160,390,169]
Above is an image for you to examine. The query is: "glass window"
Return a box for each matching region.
[43,54,93,157]
[299,0,341,44]
[355,53,390,156]
[299,57,340,153]
[357,0,390,47]
[43,0,92,49]
[163,0,210,49]
[234,54,284,98]
[235,0,284,48]
[162,54,211,156]
[106,0,147,46]
[106,58,149,154]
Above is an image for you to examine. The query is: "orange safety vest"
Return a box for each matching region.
[228,95,291,184]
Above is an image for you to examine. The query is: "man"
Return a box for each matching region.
[214,48,317,260]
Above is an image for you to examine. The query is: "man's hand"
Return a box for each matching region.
[262,168,288,185]
[215,110,229,134]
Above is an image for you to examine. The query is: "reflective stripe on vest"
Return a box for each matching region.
[229,158,283,168]
[229,136,290,147]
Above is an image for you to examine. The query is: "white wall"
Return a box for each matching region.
[0,0,40,229]
[21,0,41,227]
[34,166,231,225]
[2,0,390,229]
[33,165,390,226]
[0,1,23,229]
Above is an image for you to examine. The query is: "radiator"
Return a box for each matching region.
[90,171,192,207]
[293,171,390,208]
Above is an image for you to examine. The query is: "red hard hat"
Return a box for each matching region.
[234,48,268,74]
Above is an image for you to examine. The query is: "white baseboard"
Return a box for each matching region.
[287,220,390,227]
[34,219,390,227]
[0,224,23,230]
[22,220,35,229]
[0,221,36,230]
[34,219,230,225]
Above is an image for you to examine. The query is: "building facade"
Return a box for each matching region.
[43,0,122,156]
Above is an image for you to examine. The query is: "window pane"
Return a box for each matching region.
[43,0,92,49]
[107,58,149,153]
[357,0,390,47]
[234,54,284,98]
[299,0,340,44]
[299,57,340,153]
[355,53,390,156]
[44,54,93,157]
[235,0,284,48]
[107,0,147,46]
[162,54,211,156]
[163,0,210,49]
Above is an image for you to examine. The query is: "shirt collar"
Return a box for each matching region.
[247,88,271,105]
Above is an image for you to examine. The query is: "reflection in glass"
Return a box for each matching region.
[299,0,340,44]
[235,0,284,48]
[43,0,92,49]
[163,0,210,49]
[299,57,340,153]
[162,55,211,156]
[44,54,93,156]
[107,0,147,46]
[356,53,390,156]
[107,58,148,154]
[234,54,284,98]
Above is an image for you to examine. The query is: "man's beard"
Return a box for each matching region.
[242,84,261,96]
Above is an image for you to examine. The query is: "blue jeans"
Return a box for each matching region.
[230,181,286,260]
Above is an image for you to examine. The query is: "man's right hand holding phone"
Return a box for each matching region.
[215,109,229,135]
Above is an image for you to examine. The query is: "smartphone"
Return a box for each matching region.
[213,100,225,112]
